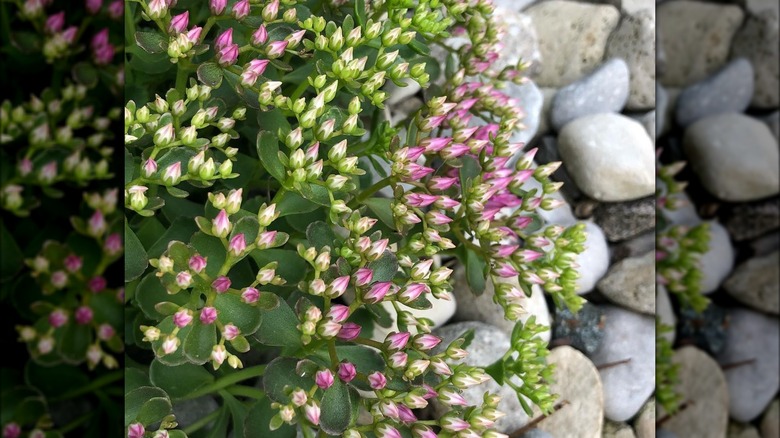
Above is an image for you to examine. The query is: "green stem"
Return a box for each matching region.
[352,336,384,350]
[56,411,95,434]
[349,176,394,208]
[225,385,265,399]
[182,406,223,435]
[48,370,123,403]
[180,365,267,400]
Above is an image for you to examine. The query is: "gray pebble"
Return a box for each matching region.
[675,58,754,127]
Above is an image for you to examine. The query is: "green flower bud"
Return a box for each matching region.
[180,125,197,145]
[198,157,216,179]
[136,106,151,123]
[186,85,200,101]
[328,28,344,51]
[219,159,233,177]
[348,96,361,115]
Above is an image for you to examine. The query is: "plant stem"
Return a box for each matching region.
[352,336,384,350]
[181,364,267,401]
[225,385,265,399]
[349,176,394,208]
[48,370,123,403]
[57,411,95,434]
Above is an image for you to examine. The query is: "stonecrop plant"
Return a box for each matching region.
[124,0,586,436]
[1,0,124,436]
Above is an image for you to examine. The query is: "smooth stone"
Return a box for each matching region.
[597,251,655,314]
[605,9,656,110]
[716,308,780,422]
[621,0,654,15]
[609,231,655,264]
[678,303,729,354]
[683,113,780,202]
[537,87,557,136]
[664,87,682,132]
[494,9,543,77]
[525,1,620,87]
[633,398,655,438]
[730,11,780,108]
[504,80,544,145]
[657,346,729,438]
[551,302,606,355]
[603,421,636,438]
[656,431,679,438]
[732,0,780,16]
[451,269,551,343]
[631,111,656,143]
[761,399,779,438]
[493,0,538,12]
[656,285,677,343]
[729,422,762,438]
[763,111,779,140]
[699,221,735,294]
[534,346,604,438]
[724,251,780,314]
[587,306,655,422]
[558,113,655,202]
[660,191,701,227]
[657,84,668,136]
[675,58,754,127]
[518,430,553,438]
[549,59,630,131]
[574,221,610,294]
[657,1,744,86]
[725,198,780,241]
[752,232,780,257]
[432,322,530,432]
[592,197,656,242]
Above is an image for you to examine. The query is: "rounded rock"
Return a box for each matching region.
[550,58,630,131]
[574,221,610,294]
[633,398,655,438]
[605,9,656,110]
[761,399,779,438]
[683,113,779,202]
[730,11,779,108]
[724,251,779,314]
[675,58,754,127]
[597,251,655,315]
[558,113,655,202]
[698,220,735,294]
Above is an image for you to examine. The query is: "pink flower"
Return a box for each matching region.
[228,233,246,256]
[217,44,239,66]
[353,267,373,286]
[98,323,115,340]
[368,371,387,390]
[266,40,288,58]
[232,0,249,19]
[422,384,438,399]
[303,403,320,426]
[91,28,109,49]
[173,309,193,328]
[493,244,519,259]
[515,216,533,229]
[86,0,101,14]
[336,322,361,341]
[212,209,231,237]
[108,0,123,18]
[200,307,217,324]
[49,309,68,328]
[405,193,438,207]
[399,283,429,302]
[337,362,356,382]
[287,29,306,47]
[388,352,408,368]
[186,26,202,44]
[169,11,189,34]
[441,417,470,432]
[413,334,441,351]
[256,231,277,249]
[64,254,82,272]
[428,176,458,191]
[104,233,122,255]
[251,25,268,45]
[327,304,350,323]
[385,331,411,350]
[315,369,334,389]
[45,12,65,33]
[88,276,107,293]
[241,287,259,303]
[212,276,231,293]
[2,424,20,438]
[61,27,78,44]
[210,0,226,15]
[50,270,67,288]
[421,137,452,152]
[222,323,240,340]
[88,210,106,236]
[495,262,518,278]
[440,143,471,160]
[214,28,233,51]
[327,276,350,298]
[367,239,389,260]
[397,405,417,423]
[75,306,93,325]
[516,249,543,263]
[127,423,144,438]
[405,163,435,180]
[189,254,207,273]
[364,281,392,303]
[426,211,452,225]
[376,424,402,438]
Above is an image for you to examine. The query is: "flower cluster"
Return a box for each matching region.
[15,189,124,369]
[125,0,586,436]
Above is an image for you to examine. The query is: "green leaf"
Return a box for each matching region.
[197,62,224,88]
[149,359,214,399]
[354,0,367,26]
[254,297,302,348]
[183,320,217,365]
[57,323,91,364]
[190,232,226,279]
[72,62,98,87]
[135,31,168,54]
[250,249,308,284]
[0,220,23,281]
[243,398,296,438]
[363,198,395,230]
[459,155,481,195]
[465,248,487,296]
[256,131,286,183]
[151,317,193,366]
[135,274,190,321]
[276,191,320,217]
[306,221,337,251]
[231,216,261,248]
[148,217,198,258]
[319,380,352,435]
[124,386,170,426]
[368,251,398,282]
[484,360,505,386]
[214,293,262,336]
[125,221,149,283]
[262,357,314,404]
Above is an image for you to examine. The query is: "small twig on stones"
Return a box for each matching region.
[509,400,570,438]
[720,358,756,371]
[656,399,694,427]
[596,358,632,370]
